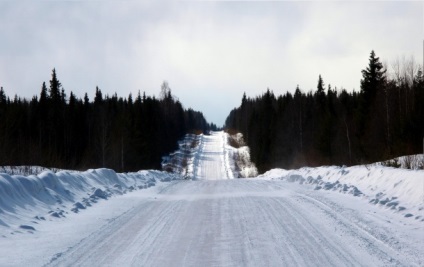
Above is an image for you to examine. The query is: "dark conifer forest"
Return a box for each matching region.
[0,70,210,171]
[225,51,424,173]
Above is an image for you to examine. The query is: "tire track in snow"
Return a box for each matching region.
[48,198,185,267]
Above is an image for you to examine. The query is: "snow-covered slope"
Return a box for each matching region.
[258,164,424,220]
[0,168,179,233]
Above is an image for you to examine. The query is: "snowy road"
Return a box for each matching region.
[2,132,423,266]
[197,132,229,180]
[47,179,423,267]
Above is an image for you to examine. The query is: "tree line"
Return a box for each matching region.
[225,51,424,173]
[0,69,211,171]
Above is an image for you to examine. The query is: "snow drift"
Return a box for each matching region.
[0,168,179,232]
[162,134,203,179]
[224,132,258,178]
[258,164,424,220]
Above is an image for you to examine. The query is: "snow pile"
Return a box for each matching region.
[379,154,424,170]
[0,166,65,176]
[224,132,258,178]
[258,165,424,220]
[162,134,203,179]
[222,132,236,179]
[0,168,180,233]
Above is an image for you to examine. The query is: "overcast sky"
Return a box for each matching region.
[0,1,422,126]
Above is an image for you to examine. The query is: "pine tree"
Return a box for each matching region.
[49,69,62,103]
[40,82,48,102]
[84,93,89,105]
[316,75,326,109]
[136,90,142,104]
[360,50,386,102]
[0,87,6,104]
[94,86,103,104]
[317,75,325,94]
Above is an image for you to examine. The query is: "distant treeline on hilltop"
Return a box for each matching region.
[0,70,217,171]
[225,51,424,173]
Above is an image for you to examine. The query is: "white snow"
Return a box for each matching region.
[0,168,179,233]
[224,132,258,178]
[0,131,423,266]
[162,134,202,178]
[258,164,424,220]
[379,154,424,170]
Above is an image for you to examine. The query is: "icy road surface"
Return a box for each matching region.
[2,132,423,266]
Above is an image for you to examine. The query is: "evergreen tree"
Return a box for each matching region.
[360,50,386,103]
[84,93,89,105]
[49,68,62,103]
[225,51,422,172]
[317,75,325,94]
[94,86,103,104]
[40,82,48,102]
[0,87,6,104]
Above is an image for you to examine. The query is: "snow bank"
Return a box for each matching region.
[0,166,65,176]
[222,133,236,179]
[224,132,258,178]
[162,134,203,179]
[258,165,424,220]
[0,168,180,232]
[378,154,424,170]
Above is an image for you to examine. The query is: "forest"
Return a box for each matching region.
[0,70,212,171]
[225,51,424,173]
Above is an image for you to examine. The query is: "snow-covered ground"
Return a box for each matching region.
[1,131,423,266]
[258,165,424,221]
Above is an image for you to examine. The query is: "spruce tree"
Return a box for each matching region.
[360,50,386,102]
[40,82,48,102]
[94,86,103,104]
[49,69,62,103]
[317,75,325,94]
[0,87,6,105]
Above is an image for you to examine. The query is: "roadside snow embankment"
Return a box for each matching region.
[259,165,424,220]
[224,132,258,178]
[161,134,203,179]
[0,168,180,233]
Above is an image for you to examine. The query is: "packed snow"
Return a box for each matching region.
[0,131,423,266]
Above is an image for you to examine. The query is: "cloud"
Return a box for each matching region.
[0,1,422,126]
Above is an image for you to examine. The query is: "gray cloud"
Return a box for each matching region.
[0,1,422,125]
